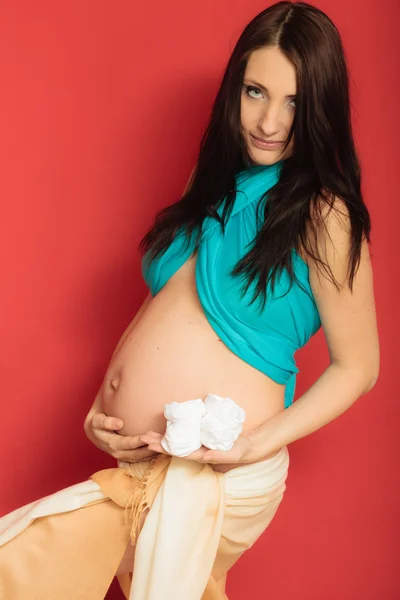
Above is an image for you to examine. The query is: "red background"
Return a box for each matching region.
[0,1,398,598]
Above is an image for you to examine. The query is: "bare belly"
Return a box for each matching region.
[101,253,285,472]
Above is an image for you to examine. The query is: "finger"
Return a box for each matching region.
[202,450,220,463]
[203,448,242,464]
[183,448,209,462]
[147,443,169,455]
[110,434,152,453]
[146,445,209,462]
[92,413,123,432]
[140,432,164,445]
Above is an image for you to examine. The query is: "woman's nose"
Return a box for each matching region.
[258,105,282,138]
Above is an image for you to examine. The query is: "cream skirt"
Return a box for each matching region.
[0,446,290,599]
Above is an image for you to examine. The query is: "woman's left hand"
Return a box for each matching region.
[139,431,256,465]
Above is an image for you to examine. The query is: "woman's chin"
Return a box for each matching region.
[247,147,285,166]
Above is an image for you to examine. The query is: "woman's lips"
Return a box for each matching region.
[250,134,284,150]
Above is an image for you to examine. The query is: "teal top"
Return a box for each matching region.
[142,161,321,408]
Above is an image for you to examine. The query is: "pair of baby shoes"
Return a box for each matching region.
[161,393,246,457]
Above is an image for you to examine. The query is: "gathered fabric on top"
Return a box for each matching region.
[142,161,321,408]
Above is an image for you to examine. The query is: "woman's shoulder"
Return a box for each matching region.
[300,193,351,267]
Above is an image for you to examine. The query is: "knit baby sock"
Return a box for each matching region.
[160,398,206,457]
[200,393,246,451]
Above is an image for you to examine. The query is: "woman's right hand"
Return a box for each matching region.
[84,411,161,462]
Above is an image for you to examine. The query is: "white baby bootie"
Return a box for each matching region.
[161,398,206,457]
[200,393,246,451]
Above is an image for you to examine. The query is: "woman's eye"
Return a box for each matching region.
[244,85,296,108]
[245,85,263,99]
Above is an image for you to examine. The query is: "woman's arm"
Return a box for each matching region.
[141,196,380,466]
[247,362,376,462]
[246,197,380,460]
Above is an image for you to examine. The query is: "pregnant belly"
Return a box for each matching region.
[102,278,285,446]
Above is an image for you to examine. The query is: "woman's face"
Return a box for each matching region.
[240,46,296,165]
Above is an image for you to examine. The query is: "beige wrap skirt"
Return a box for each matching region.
[0,446,290,599]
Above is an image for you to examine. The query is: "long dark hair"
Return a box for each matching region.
[139,1,371,310]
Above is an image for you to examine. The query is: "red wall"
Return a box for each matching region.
[0,1,398,598]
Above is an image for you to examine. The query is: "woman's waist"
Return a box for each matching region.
[116,446,290,495]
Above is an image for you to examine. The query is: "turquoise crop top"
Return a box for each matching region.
[142,161,321,408]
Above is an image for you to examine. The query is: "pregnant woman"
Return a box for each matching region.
[0,2,379,599]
